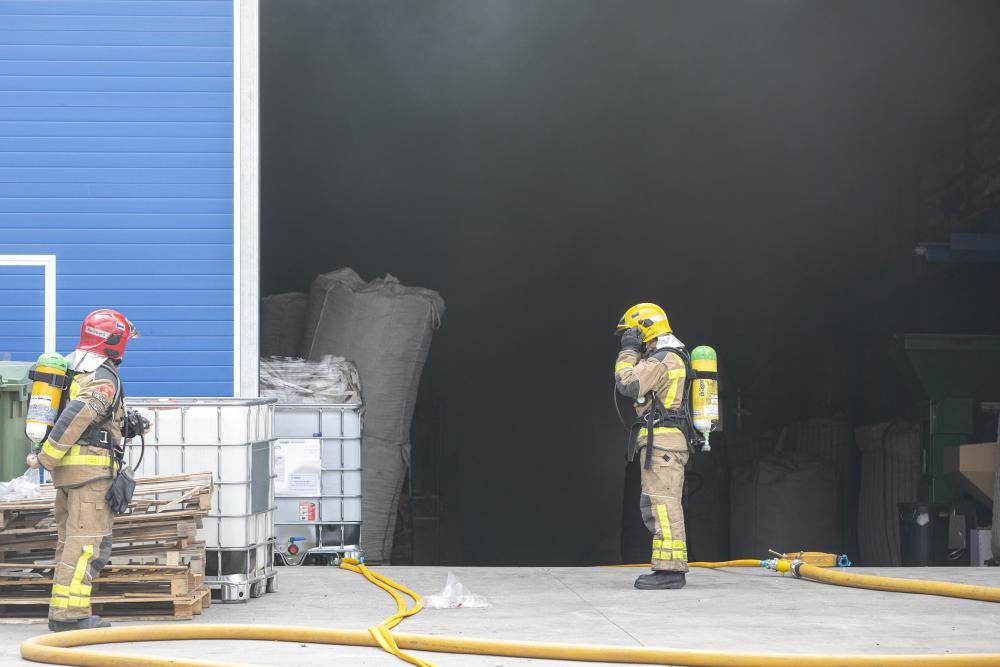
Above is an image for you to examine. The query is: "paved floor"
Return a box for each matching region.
[2,566,999,666]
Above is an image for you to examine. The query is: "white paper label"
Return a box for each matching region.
[274,439,321,495]
[288,473,320,496]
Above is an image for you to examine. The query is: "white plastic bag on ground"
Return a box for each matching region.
[0,470,40,501]
[424,572,491,609]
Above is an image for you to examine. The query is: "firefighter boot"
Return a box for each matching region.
[48,616,111,632]
[634,570,686,590]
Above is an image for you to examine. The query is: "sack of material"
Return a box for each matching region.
[784,418,858,557]
[992,415,999,563]
[787,418,856,492]
[856,422,921,566]
[300,268,445,561]
[730,453,841,558]
[260,292,308,357]
[260,355,362,405]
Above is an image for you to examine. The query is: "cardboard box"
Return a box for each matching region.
[943,442,996,506]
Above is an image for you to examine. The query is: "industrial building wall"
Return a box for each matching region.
[261,0,1000,565]
[0,0,234,396]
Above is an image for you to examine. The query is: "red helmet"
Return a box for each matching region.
[77,309,138,362]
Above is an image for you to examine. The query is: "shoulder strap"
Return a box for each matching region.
[91,363,123,427]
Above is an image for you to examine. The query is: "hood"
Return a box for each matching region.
[66,350,108,374]
[654,334,686,351]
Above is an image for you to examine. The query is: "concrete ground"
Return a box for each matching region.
[2,566,999,666]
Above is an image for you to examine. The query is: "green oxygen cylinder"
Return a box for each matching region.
[690,346,718,452]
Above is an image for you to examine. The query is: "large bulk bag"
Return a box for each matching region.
[260,292,307,358]
[992,416,999,563]
[730,453,840,558]
[788,418,855,492]
[786,418,858,556]
[855,422,921,566]
[300,268,445,561]
[299,268,367,354]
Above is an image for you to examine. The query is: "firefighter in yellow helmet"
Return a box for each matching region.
[614,303,691,589]
[25,309,138,631]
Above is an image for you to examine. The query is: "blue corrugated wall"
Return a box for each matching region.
[0,0,234,396]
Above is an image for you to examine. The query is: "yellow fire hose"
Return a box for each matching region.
[20,556,1000,667]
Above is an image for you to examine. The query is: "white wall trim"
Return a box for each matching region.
[234,0,260,397]
[0,254,56,353]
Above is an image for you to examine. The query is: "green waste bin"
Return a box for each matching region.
[0,361,34,482]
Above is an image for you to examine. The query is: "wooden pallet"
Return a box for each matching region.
[109,542,206,573]
[0,472,212,514]
[0,587,211,622]
[0,473,214,621]
[0,563,203,598]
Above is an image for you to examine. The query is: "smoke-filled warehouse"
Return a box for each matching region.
[1,1,999,662]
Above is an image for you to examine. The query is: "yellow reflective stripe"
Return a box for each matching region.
[69,545,94,598]
[49,597,69,608]
[57,444,118,468]
[663,380,681,406]
[59,455,113,467]
[656,504,672,541]
[637,426,682,437]
[614,361,635,373]
[59,450,113,467]
[672,540,687,550]
[661,367,686,407]
[67,596,90,607]
[51,584,70,596]
[41,441,67,460]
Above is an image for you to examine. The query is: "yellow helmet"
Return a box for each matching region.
[616,303,672,343]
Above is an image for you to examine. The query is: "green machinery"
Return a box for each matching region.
[897,334,1000,504]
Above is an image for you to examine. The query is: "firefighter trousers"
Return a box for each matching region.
[639,447,689,572]
[50,477,113,621]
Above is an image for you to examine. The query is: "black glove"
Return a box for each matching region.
[106,467,136,515]
[620,327,642,353]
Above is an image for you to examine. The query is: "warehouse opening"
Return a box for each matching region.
[258,1,1000,567]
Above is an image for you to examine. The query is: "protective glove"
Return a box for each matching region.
[106,467,136,515]
[620,327,643,353]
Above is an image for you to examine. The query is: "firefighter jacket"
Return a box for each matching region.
[614,346,688,452]
[38,362,124,488]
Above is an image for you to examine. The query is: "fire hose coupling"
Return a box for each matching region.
[761,558,802,576]
[767,550,853,569]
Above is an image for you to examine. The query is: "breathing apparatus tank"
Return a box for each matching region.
[25,352,70,445]
[690,346,719,452]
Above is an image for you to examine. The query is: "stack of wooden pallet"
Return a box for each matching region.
[0,472,213,622]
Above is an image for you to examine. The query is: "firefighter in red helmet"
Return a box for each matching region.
[26,309,138,632]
